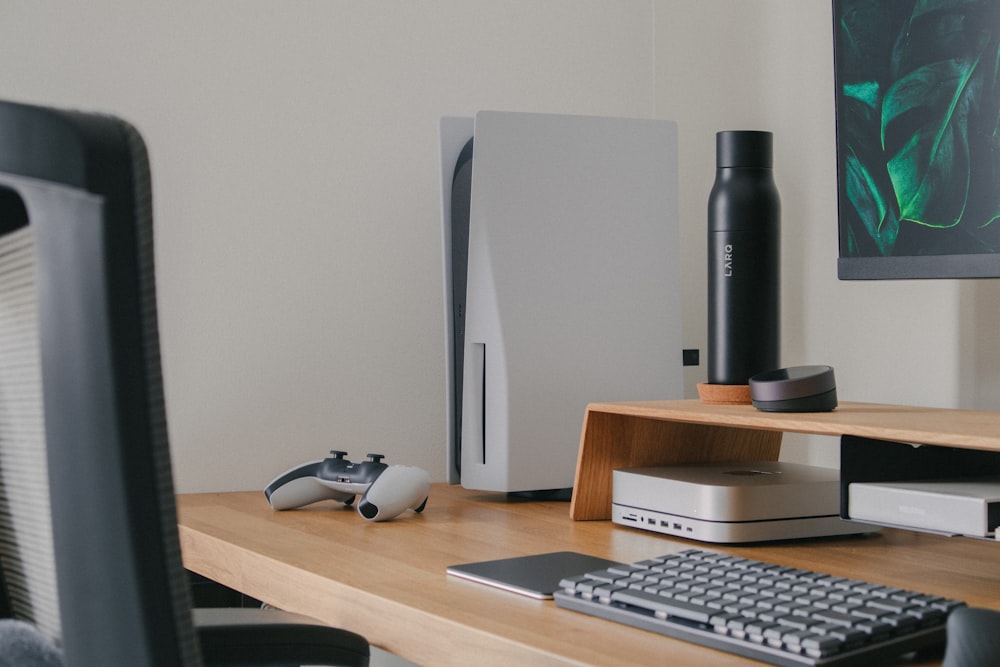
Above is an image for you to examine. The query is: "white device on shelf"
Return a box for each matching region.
[848,477,1000,539]
[440,111,684,493]
[613,461,875,543]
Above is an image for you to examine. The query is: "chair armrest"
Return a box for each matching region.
[194,607,369,667]
[943,607,1000,667]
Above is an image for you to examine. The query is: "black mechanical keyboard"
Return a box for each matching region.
[553,548,964,666]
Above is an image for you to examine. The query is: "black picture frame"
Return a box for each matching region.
[833,0,1000,279]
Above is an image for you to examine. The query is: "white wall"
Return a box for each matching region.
[4,1,999,492]
[655,0,1000,465]
[0,1,657,492]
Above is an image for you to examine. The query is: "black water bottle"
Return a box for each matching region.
[707,131,780,385]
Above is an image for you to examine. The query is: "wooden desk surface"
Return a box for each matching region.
[178,484,1000,667]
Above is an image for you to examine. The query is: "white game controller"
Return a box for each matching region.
[264,451,430,522]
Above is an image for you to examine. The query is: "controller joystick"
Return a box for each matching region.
[264,452,430,521]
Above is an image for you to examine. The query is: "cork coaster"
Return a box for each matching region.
[697,382,751,405]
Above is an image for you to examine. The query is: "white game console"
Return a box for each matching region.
[847,477,1000,539]
[612,461,874,543]
[440,111,684,493]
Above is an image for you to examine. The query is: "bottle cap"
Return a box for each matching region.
[716,131,773,168]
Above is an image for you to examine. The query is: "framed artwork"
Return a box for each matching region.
[834,0,1000,278]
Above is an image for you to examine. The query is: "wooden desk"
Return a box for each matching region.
[178,484,1000,666]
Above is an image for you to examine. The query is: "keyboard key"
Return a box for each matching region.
[779,629,815,653]
[710,612,741,633]
[611,589,713,624]
[607,564,648,577]
[909,606,946,625]
[776,614,818,632]
[586,569,626,584]
[726,616,750,637]
[593,584,627,602]
[931,598,967,613]
[812,609,857,628]
[802,634,844,658]
[851,605,890,621]
[823,625,869,647]
[558,574,590,592]
[881,613,919,633]
[854,619,893,637]
[868,597,914,614]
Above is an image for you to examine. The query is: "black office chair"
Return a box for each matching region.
[942,606,1000,667]
[0,99,369,666]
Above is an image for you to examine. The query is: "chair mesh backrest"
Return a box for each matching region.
[0,218,61,642]
[0,100,201,666]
